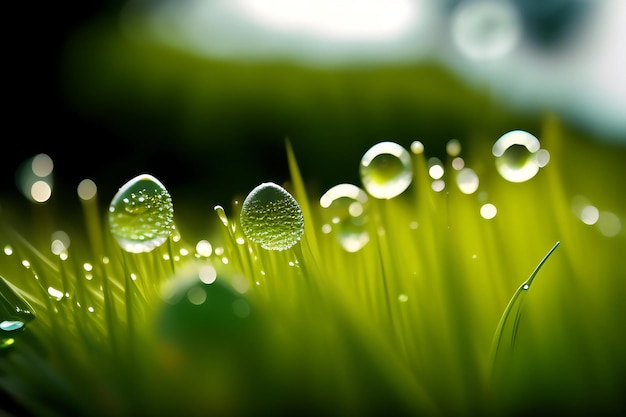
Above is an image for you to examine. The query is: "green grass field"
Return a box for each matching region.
[1,18,625,417]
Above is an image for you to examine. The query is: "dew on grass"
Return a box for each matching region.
[239,182,304,251]
[456,167,480,194]
[492,130,541,183]
[320,184,370,252]
[360,141,413,199]
[108,174,174,253]
[0,275,35,337]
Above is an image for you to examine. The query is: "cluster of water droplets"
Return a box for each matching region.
[108,174,175,253]
[239,182,304,251]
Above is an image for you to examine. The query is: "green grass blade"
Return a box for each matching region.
[489,240,560,377]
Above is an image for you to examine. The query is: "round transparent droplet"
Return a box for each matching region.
[239,182,304,251]
[456,167,480,194]
[451,0,521,61]
[320,184,370,252]
[492,130,541,183]
[360,141,413,199]
[108,174,174,253]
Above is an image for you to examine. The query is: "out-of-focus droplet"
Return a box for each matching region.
[480,203,498,219]
[456,167,480,194]
[239,182,304,251]
[108,174,175,253]
[360,141,413,199]
[492,130,541,183]
[320,184,370,252]
[15,153,54,203]
[451,0,521,61]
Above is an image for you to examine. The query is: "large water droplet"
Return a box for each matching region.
[492,130,541,183]
[108,174,175,253]
[320,184,370,252]
[239,182,304,251]
[360,141,413,199]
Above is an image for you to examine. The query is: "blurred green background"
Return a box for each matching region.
[2,0,625,241]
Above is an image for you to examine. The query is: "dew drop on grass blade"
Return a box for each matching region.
[489,241,560,375]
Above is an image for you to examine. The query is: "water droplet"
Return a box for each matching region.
[492,130,541,183]
[0,275,35,332]
[451,0,521,61]
[320,184,370,252]
[398,294,409,303]
[239,182,304,251]
[108,174,175,253]
[480,203,497,219]
[428,157,444,180]
[446,139,462,157]
[360,141,413,199]
[456,167,480,194]
[0,321,24,331]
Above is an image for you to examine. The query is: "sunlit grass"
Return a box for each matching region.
[1,115,625,416]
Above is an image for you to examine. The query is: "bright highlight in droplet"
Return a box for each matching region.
[493,130,541,183]
[360,141,413,199]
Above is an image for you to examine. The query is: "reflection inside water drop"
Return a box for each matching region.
[108,174,175,253]
[492,130,541,183]
[320,184,370,252]
[360,141,413,199]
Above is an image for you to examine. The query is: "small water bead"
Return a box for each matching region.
[320,184,370,253]
[493,130,542,183]
[239,182,304,251]
[108,174,174,253]
[360,141,413,199]
[410,141,424,154]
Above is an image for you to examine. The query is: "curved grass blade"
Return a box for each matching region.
[489,241,560,377]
